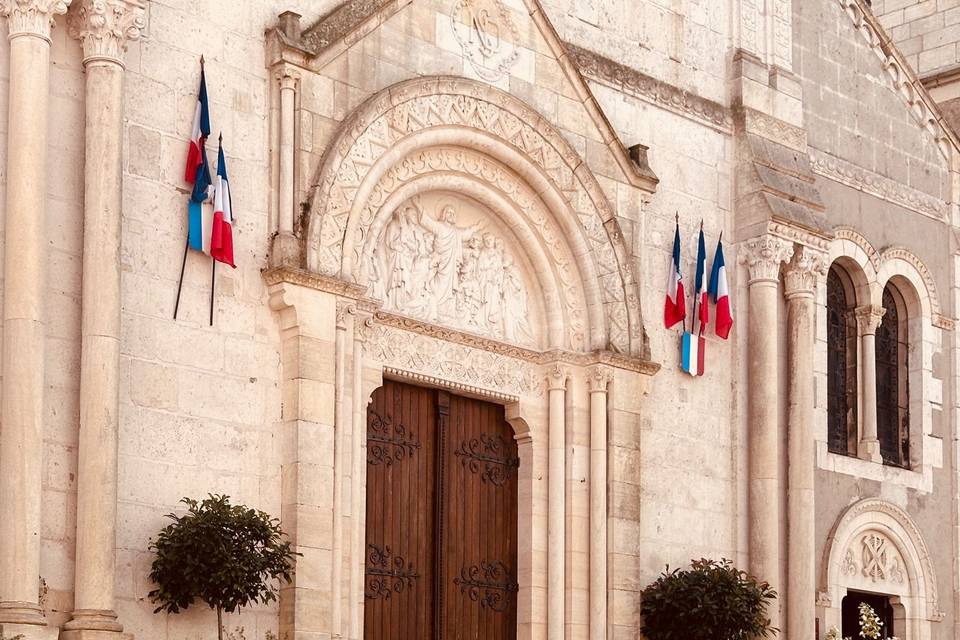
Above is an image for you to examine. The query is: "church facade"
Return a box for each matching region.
[0,0,958,639]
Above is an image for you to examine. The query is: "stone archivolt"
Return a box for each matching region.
[308,76,646,356]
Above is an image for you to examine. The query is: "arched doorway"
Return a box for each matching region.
[364,379,519,638]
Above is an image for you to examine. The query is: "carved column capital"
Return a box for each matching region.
[783,246,828,299]
[739,235,793,285]
[587,366,612,394]
[855,305,886,336]
[276,65,301,90]
[1,0,70,41]
[67,0,144,66]
[547,364,569,391]
[335,301,356,330]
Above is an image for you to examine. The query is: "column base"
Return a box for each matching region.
[270,232,300,268]
[858,439,883,464]
[0,623,57,640]
[62,609,123,634]
[0,601,47,626]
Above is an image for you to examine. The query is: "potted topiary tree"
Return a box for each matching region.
[148,494,298,640]
[640,558,777,640]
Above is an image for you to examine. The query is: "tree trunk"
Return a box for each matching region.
[217,605,223,640]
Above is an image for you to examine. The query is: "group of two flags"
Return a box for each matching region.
[664,221,733,377]
[185,64,235,269]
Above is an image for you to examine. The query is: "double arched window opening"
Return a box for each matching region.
[827,264,910,468]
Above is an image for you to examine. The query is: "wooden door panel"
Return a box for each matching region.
[365,380,437,639]
[440,394,519,640]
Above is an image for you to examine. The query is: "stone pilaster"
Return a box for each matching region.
[60,2,144,638]
[272,66,301,267]
[547,364,568,640]
[739,235,793,632]
[783,246,827,640]
[0,0,70,635]
[855,305,887,464]
[588,366,612,640]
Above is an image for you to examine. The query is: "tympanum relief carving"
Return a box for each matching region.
[370,194,539,348]
[450,0,520,81]
[840,532,906,587]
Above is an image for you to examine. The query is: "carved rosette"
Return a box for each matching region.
[67,0,144,65]
[587,366,612,394]
[739,235,793,285]
[1,0,70,41]
[783,246,828,298]
[855,305,886,336]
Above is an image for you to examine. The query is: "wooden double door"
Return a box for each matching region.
[364,380,519,639]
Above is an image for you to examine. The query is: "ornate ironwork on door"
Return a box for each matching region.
[365,380,519,639]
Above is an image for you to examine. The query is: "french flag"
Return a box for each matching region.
[184,66,211,184]
[709,235,734,339]
[210,137,235,268]
[682,227,708,376]
[187,134,213,254]
[664,221,686,329]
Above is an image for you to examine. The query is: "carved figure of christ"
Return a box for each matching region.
[419,207,483,310]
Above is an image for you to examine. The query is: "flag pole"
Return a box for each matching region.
[209,259,216,326]
[174,237,189,320]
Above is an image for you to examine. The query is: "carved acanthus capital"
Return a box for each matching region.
[546,364,568,391]
[335,301,357,330]
[67,0,144,65]
[587,366,613,394]
[1,0,70,41]
[276,66,301,91]
[783,246,828,298]
[855,305,886,336]
[739,235,793,284]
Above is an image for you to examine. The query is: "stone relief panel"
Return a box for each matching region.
[369,192,540,348]
[450,0,520,82]
[840,531,907,591]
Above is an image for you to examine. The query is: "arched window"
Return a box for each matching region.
[827,266,858,456]
[876,284,909,467]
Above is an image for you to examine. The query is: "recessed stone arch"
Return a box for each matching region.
[306,75,646,356]
[819,498,944,639]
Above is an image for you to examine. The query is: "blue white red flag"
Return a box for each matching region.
[184,66,211,184]
[210,137,235,268]
[682,227,708,376]
[664,221,686,329]
[709,235,733,339]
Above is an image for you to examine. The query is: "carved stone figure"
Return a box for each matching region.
[370,200,536,347]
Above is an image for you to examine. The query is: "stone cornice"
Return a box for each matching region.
[67,0,144,66]
[566,42,732,133]
[1,0,70,41]
[809,149,948,222]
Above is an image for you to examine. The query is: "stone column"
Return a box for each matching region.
[547,364,568,640]
[856,305,886,464]
[60,2,144,637]
[588,367,612,640]
[0,0,70,633]
[332,303,353,638]
[739,235,792,632]
[783,247,826,640]
[273,67,300,266]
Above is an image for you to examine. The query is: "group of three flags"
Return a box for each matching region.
[665,220,734,377]
[184,64,235,269]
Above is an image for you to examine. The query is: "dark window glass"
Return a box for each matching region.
[876,285,909,467]
[827,267,857,455]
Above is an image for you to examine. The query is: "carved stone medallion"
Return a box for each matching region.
[450,0,520,82]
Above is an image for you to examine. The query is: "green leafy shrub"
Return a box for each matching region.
[148,495,298,640]
[640,558,777,640]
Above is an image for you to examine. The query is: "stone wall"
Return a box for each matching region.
[872,0,960,76]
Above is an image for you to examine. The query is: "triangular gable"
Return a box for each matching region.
[830,0,958,161]
[270,0,658,193]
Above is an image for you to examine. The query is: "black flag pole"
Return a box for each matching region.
[174,237,189,320]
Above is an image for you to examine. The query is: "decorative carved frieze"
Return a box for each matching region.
[783,246,828,297]
[771,0,792,69]
[855,305,885,335]
[810,150,948,222]
[739,235,793,284]
[738,107,807,151]
[1,0,70,40]
[67,0,144,65]
[566,43,731,132]
[450,0,519,82]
